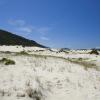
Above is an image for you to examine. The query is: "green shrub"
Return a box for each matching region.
[5,59,15,65]
[0,58,15,65]
[90,49,99,55]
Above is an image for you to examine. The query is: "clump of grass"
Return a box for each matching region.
[26,88,42,100]
[0,89,11,96]
[90,49,99,55]
[25,79,44,100]
[0,58,15,65]
[5,59,15,65]
[16,51,29,55]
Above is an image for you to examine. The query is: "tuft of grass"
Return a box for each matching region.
[26,78,43,100]
[16,51,29,55]
[0,58,15,65]
[5,60,15,65]
[0,89,11,96]
[26,88,42,100]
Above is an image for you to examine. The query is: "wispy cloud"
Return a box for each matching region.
[19,27,33,33]
[37,27,50,35]
[40,36,49,41]
[8,19,25,27]
[8,19,51,41]
[8,19,33,35]
[37,27,51,41]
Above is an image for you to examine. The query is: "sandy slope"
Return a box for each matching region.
[0,46,100,100]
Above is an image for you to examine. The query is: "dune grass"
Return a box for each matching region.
[67,58,98,70]
[0,58,15,65]
[16,51,29,55]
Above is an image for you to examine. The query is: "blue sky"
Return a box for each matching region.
[0,0,100,49]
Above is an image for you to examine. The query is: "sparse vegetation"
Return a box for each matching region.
[0,48,99,100]
[26,88,42,100]
[0,58,15,65]
[0,89,11,96]
[67,58,97,70]
[90,49,99,55]
[16,51,29,55]
[57,48,70,53]
[26,78,43,100]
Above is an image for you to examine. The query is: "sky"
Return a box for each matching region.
[0,0,100,49]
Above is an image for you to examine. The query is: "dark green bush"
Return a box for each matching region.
[90,49,99,55]
[5,59,15,65]
[0,58,15,65]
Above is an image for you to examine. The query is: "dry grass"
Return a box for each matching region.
[16,51,29,55]
[67,58,98,70]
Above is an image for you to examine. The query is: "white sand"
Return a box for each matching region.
[0,46,100,100]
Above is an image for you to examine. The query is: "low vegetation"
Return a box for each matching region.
[26,88,42,100]
[25,78,44,100]
[0,89,11,96]
[0,58,15,65]
[16,51,29,55]
[89,49,99,55]
[67,58,98,70]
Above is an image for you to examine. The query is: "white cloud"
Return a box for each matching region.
[8,19,34,34]
[8,19,51,41]
[8,19,25,27]
[8,19,51,35]
[40,36,49,41]
[37,27,50,35]
[19,27,33,33]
